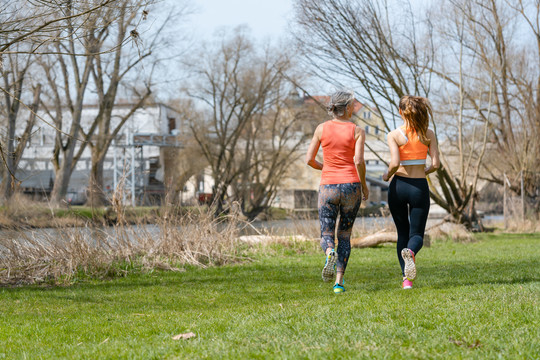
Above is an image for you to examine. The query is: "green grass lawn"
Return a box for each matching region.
[1,233,539,359]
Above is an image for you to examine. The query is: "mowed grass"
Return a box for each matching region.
[0,233,538,359]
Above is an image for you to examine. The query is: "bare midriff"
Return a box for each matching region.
[395,164,426,179]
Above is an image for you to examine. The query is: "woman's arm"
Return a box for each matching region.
[424,129,440,175]
[354,127,369,201]
[305,124,323,170]
[382,132,401,181]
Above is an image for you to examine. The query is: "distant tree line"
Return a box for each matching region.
[0,0,190,207]
[3,0,537,226]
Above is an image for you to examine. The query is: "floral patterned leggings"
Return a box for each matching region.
[318,182,362,274]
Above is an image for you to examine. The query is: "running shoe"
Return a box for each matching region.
[333,283,345,293]
[321,249,336,282]
[401,248,416,281]
[402,279,413,289]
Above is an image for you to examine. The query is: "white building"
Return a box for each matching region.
[16,102,191,205]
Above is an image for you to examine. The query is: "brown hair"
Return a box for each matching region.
[399,95,432,145]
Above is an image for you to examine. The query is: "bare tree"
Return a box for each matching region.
[476,0,539,211]
[422,1,500,229]
[0,46,41,202]
[38,0,158,206]
[39,4,101,206]
[429,0,540,214]
[1,0,166,206]
[231,92,314,220]
[84,0,176,207]
[186,28,309,218]
[0,0,117,55]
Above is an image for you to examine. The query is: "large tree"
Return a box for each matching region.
[185,28,311,219]
[439,0,540,213]
[0,46,41,202]
[84,0,185,206]
[39,3,105,206]
[2,0,170,206]
[231,89,314,219]
[38,0,160,206]
[0,0,115,202]
[293,0,498,229]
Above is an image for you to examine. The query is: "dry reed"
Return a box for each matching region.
[0,189,249,285]
[501,215,540,233]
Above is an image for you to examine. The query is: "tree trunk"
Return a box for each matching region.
[50,159,74,206]
[1,84,42,202]
[243,207,265,221]
[1,113,17,202]
[86,151,107,207]
[212,183,228,217]
[1,65,23,202]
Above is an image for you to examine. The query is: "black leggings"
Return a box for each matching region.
[388,175,430,276]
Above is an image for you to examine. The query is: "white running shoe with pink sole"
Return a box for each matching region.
[401,248,416,281]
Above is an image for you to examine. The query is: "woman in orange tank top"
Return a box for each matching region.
[306,90,369,293]
[382,95,440,290]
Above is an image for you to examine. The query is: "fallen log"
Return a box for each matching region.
[351,231,433,248]
[350,232,397,248]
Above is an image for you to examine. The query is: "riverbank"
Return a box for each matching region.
[0,201,507,236]
[0,200,389,229]
[0,204,159,228]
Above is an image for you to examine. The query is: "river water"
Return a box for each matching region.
[249,214,504,235]
[0,215,505,242]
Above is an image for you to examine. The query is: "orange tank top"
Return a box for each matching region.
[397,126,428,165]
[320,121,360,185]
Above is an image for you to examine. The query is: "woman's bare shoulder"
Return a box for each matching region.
[313,122,325,137]
[387,129,400,139]
[354,124,365,133]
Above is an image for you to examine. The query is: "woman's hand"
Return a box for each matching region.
[362,184,369,201]
[382,171,389,182]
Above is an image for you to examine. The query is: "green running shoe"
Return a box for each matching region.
[333,283,345,293]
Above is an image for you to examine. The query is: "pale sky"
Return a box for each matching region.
[191,0,294,40]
